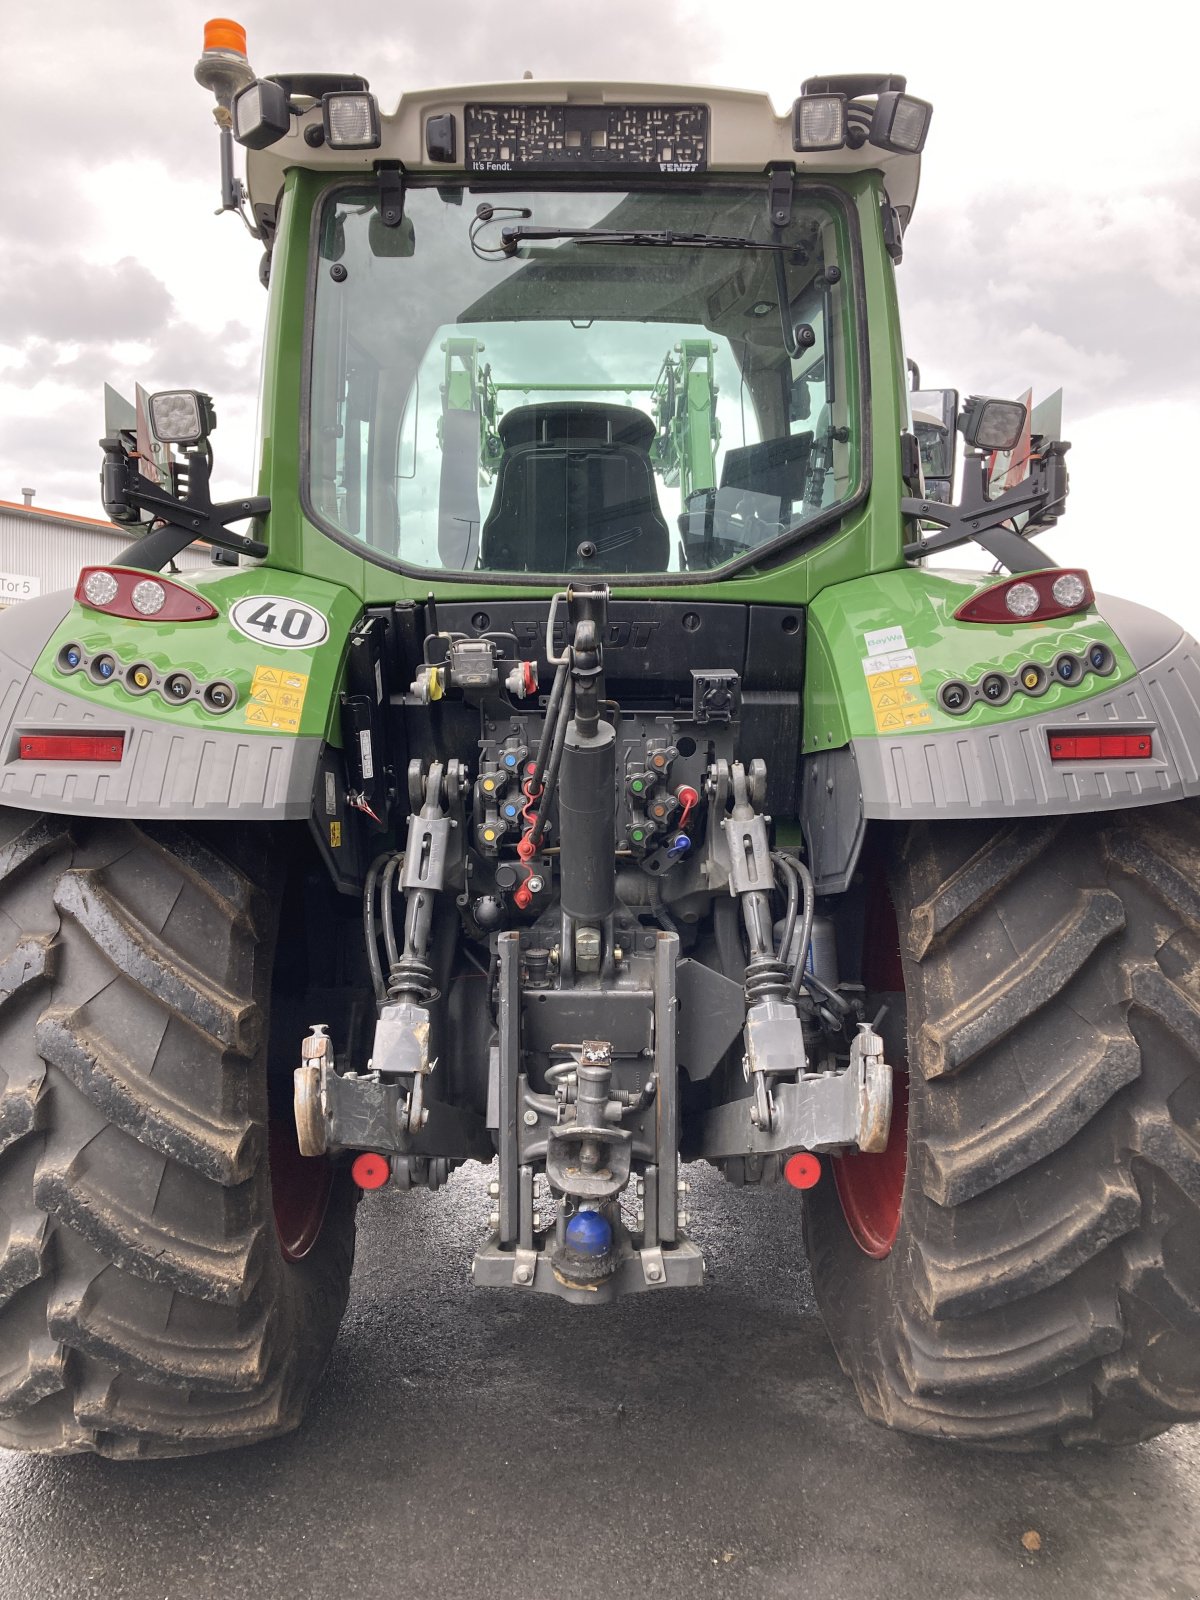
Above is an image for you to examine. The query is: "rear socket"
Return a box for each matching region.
[57,643,84,673]
[1087,642,1115,675]
[203,680,237,713]
[1017,662,1049,696]
[125,663,155,695]
[162,671,194,703]
[939,679,971,714]
[1054,652,1083,685]
[88,653,118,684]
[979,672,1012,706]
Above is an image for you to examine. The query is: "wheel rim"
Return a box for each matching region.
[268,1111,333,1263]
[833,871,909,1259]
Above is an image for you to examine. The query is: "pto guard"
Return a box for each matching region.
[800,569,1200,893]
[0,568,361,821]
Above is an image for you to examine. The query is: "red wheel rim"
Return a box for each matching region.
[268,1115,333,1263]
[833,872,909,1259]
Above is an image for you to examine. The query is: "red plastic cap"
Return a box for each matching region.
[203,17,247,53]
[784,1151,823,1190]
[351,1152,390,1190]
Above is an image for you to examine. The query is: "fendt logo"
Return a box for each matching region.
[508,620,660,655]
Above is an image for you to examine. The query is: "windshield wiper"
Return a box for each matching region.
[494,225,783,256]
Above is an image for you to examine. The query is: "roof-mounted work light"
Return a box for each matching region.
[869,91,933,153]
[792,93,847,151]
[232,78,291,149]
[323,92,381,149]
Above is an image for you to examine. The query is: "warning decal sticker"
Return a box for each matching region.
[244,664,310,732]
[862,651,932,733]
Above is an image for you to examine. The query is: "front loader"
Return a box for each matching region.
[0,22,1197,1456]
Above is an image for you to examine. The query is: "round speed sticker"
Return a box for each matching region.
[229,596,329,651]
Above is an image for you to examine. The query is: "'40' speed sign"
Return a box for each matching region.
[229,596,329,650]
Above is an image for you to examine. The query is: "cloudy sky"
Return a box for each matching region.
[2,1,1197,629]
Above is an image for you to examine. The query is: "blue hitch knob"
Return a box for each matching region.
[564,1209,613,1259]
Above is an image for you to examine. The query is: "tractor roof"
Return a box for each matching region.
[243,79,923,222]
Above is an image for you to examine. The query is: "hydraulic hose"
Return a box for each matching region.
[527,658,569,801]
[780,855,816,1002]
[362,850,393,1005]
[526,680,573,854]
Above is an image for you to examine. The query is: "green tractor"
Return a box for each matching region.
[1,20,1198,1458]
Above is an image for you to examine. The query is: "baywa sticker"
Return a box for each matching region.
[230,596,329,650]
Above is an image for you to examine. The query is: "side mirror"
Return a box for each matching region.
[147,390,217,449]
[957,394,1027,453]
[911,387,958,497]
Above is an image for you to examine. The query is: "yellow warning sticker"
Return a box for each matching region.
[865,656,930,732]
[329,820,342,849]
[874,703,934,732]
[244,665,310,732]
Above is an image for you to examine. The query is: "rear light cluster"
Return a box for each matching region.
[57,641,236,714]
[75,567,217,622]
[18,733,125,763]
[954,569,1093,624]
[939,641,1116,715]
[1048,733,1153,762]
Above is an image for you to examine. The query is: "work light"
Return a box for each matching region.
[147,390,216,447]
[232,78,291,149]
[323,92,381,149]
[792,93,846,151]
[870,91,933,153]
[957,395,1027,452]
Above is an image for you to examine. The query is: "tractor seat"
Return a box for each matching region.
[479,402,670,574]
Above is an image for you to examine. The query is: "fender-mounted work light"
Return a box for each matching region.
[870,91,932,153]
[792,93,846,151]
[323,92,381,149]
[147,390,216,447]
[957,394,1028,452]
[232,77,291,148]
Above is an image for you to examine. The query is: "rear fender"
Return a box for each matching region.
[0,567,361,823]
[801,568,1200,892]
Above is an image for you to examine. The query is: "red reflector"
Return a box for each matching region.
[351,1152,390,1190]
[18,733,125,762]
[1048,733,1153,761]
[784,1151,823,1190]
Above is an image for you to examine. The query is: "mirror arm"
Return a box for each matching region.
[100,439,270,570]
[902,440,1070,572]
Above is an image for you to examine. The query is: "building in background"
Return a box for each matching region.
[0,491,212,608]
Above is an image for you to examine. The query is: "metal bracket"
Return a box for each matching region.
[640,1245,666,1286]
[377,163,405,227]
[512,1247,538,1288]
[902,440,1070,572]
[766,165,794,229]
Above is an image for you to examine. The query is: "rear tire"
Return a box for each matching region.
[805,800,1200,1447]
[0,810,355,1458]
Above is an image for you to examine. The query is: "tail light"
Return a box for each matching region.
[1049,733,1152,761]
[954,569,1093,624]
[75,567,217,622]
[19,733,126,762]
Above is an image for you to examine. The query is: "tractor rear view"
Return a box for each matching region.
[0,21,1197,1457]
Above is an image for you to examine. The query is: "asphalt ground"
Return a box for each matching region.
[2,1162,1198,1600]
